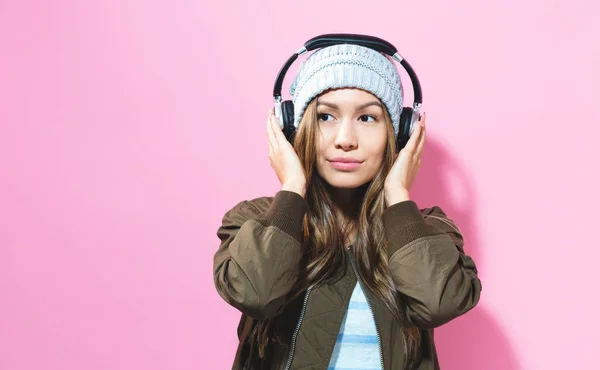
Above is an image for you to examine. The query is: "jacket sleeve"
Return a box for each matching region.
[382,200,482,329]
[213,191,307,320]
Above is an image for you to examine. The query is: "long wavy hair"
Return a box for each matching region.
[245,96,422,368]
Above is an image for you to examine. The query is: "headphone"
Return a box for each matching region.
[273,33,423,152]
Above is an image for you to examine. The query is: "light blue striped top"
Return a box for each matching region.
[327,283,382,370]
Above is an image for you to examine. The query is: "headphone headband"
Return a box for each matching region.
[273,33,422,109]
[304,34,398,55]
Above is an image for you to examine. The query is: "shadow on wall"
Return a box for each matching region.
[411,136,521,370]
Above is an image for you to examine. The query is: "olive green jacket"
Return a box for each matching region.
[214,191,482,369]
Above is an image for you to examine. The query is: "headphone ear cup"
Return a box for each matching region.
[396,107,414,152]
[281,100,296,142]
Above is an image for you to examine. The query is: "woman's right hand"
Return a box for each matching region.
[267,108,306,197]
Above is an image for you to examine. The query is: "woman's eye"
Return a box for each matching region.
[359,115,376,122]
[318,113,334,122]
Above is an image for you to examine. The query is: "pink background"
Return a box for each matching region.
[1,1,599,369]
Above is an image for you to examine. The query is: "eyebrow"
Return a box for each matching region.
[317,100,383,111]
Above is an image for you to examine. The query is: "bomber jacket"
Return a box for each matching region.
[214,191,482,370]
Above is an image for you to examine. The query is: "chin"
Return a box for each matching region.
[319,171,374,189]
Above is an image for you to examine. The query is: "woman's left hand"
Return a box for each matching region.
[384,112,426,206]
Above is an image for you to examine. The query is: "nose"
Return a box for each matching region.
[334,120,358,151]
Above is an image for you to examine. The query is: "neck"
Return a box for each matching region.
[326,183,369,245]
[329,188,363,218]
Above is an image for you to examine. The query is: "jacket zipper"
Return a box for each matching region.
[345,249,385,370]
[283,285,313,370]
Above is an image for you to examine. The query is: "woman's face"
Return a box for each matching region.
[314,88,389,189]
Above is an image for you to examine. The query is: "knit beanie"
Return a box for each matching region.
[289,43,403,135]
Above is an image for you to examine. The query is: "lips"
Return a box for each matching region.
[328,157,362,163]
[327,157,363,171]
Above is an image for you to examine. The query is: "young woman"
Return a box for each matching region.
[213,37,482,370]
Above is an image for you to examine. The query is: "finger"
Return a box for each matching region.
[403,117,422,153]
[267,112,274,155]
[271,111,287,144]
[266,108,278,151]
[416,113,426,154]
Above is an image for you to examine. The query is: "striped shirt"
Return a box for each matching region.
[327,283,382,370]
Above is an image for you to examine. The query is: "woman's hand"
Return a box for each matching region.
[384,112,426,206]
[267,108,306,197]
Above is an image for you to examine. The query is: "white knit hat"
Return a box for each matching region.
[289,44,403,134]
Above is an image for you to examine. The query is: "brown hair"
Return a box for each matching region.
[247,97,422,368]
